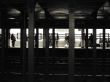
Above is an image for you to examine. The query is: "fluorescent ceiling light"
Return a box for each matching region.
[8,17,15,19]
[54,16,67,19]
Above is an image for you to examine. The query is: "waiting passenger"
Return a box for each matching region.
[35,34,37,47]
[11,34,16,47]
[89,33,93,47]
[55,33,59,47]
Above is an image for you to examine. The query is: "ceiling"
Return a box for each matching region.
[0,0,110,20]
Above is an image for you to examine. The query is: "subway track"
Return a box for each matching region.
[0,49,110,82]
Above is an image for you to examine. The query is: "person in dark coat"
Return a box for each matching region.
[11,34,16,47]
[55,33,59,47]
[89,33,93,47]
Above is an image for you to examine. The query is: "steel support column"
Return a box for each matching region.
[52,28,55,48]
[86,28,88,49]
[35,13,39,48]
[6,28,9,48]
[103,28,105,49]
[43,27,49,48]
[44,27,49,73]
[51,27,55,63]
[68,8,75,82]
[27,0,35,82]
[35,27,38,48]
[93,27,96,76]
[93,28,96,49]
[43,27,49,49]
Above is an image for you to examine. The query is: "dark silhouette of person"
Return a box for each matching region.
[55,33,59,47]
[35,34,37,47]
[17,33,18,39]
[65,35,69,45]
[89,33,93,47]
[11,34,16,47]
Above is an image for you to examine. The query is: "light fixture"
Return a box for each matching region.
[8,17,15,19]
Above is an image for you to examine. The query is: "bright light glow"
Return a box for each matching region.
[39,11,45,14]
[0,29,1,34]
[26,29,37,35]
[106,29,110,33]
[88,29,93,34]
[97,29,102,34]
[75,16,85,19]
[10,29,20,34]
[75,29,81,34]
[97,16,104,19]
[54,16,67,19]
[55,29,68,34]
[50,9,68,14]
[9,17,15,19]
[39,29,43,33]
[49,29,52,33]
[74,10,82,13]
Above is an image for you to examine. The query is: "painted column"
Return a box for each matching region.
[103,28,105,49]
[21,9,27,82]
[44,27,49,73]
[27,0,35,82]
[68,8,75,82]
[93,27,96,76]
[86,27,88,49]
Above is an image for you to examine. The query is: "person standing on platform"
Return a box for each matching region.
[89,33,93,48]
[11,34,16,47]
[55,33,59,48]
[35,33,37,47]
[65,35,69,48]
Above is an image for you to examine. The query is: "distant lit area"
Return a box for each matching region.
[8,28,110,49]
[9,29,21,48]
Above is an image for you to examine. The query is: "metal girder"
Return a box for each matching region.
[27,0,35,82]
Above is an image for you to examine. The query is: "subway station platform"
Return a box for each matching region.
[0,0,110,82]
